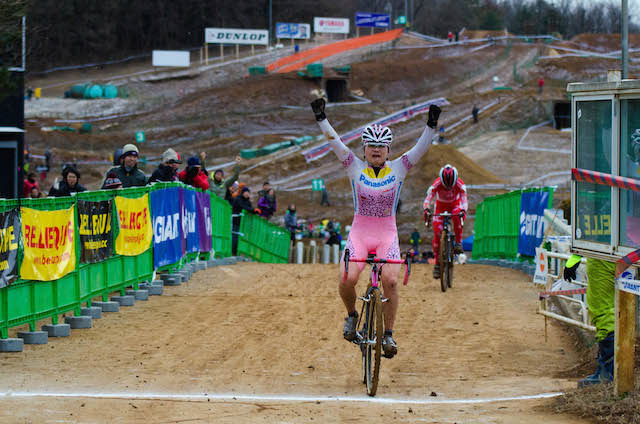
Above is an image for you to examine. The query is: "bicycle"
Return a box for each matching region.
[343,249,411,396]
[426,212,463,292]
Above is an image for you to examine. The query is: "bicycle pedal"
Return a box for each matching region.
[382,352,396,359]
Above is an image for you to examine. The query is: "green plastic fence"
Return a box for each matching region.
[238,212,290,263]
[473,187,554,260]
[0,183,286,339]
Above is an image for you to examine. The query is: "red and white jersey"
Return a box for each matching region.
[423,177,468,211]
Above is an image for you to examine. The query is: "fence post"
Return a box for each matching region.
[296,242,304,264]
[309,241,317,264]
[322,244,330,264]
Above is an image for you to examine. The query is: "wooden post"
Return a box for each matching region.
[291,38,294,48]
[251,44,255,55]
[220,43,224,60]
[614,289,636,396]
[235,44,239,59]
[356,27,360,38]
[199,47,203,64]
[204,43,208,64]
[370,27,374,35]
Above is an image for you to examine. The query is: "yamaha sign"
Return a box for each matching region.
[205,28,269,45]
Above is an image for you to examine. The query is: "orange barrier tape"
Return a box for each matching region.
[267,29,403,73]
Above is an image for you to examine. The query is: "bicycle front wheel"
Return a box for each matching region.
[439,230,448,292]
[365,287,383,396]
[447,234,454,288]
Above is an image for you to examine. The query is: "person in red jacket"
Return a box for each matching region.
[423,164,468,279]
[23,172,39,198]
[179,157,210,190]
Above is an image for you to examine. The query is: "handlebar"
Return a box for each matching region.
[425,211,465,227]
[343,249,411,285]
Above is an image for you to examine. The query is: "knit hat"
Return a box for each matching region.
[241,186,250,194]
[104,172,122,189]
[163,148,181,164]
[121,144,139,157]
[214,169,224,176]
[187,157,201,167]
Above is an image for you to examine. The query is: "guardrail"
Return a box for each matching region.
[0,183,289,339]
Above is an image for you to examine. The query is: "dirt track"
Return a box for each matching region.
[0,263,588,423]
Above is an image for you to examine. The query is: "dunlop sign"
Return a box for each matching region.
[205,28,269,45]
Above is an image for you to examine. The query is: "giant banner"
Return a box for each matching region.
[115,195,152,256]
[355,12,390,28]
[78,200,113,263]
[180,189,199,254]
[196,191,213,253]
[205,28,269,45]
[151,188,182,268]
[20,206,76,281]
[0,209,20,287]
[314,17,350,34]
[276,23,311,39]
[518,191,549,256]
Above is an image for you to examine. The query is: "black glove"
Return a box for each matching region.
[563,262,579,282]
[427,104,441,129]
[311,98,327,122]
[459,210,466,220]
[423,208,432,223]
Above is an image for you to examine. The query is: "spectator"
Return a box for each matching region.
[49,166,87,197]
[284,204,298,244]
[44,148,51,172]
[102,144,146,188]
[320,187,331,206]
[438,126,445,144]
[232,187,260,255]
[199,151,208,176]
[447,31,453,42]
[472,105,479,123]
[227,183,239,205]
[103,173,123,190]
[257,181,272,199]
[29,186,42,198]
[149,148,181,183]
[538,77,545,94]
[410,228,421,252]
[426,251,436,265]
[112,148,123,166]
[179,157,210,190]
[258,188,277,221]
[211,156,242,199]
[23,172,39,198]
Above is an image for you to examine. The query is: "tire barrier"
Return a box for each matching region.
[0,182,289,345]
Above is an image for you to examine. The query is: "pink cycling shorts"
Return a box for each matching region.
[342,215,401,272]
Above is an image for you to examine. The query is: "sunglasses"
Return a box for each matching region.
[168,160,181,164]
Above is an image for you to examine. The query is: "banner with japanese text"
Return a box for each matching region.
[78,200,113,263]
[20,206,76,281]
[196,191,213,253]
[0,209,20,287]
[151,188,182,268]
[179,188,199,254]
[115,195,152,256]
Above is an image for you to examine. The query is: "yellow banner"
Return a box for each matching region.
[115,195,152,256]
[20,206,76,281]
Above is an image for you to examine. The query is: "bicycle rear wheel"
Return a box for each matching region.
[364,287,383,396]
[447,235,454,288]
[439,230,448,292]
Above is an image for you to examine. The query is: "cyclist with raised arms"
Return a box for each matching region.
[310,98,441,358]
[423,164,468,279]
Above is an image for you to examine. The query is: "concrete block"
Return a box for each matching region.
[139,282,149,289]
[195,262,207,270]
[92,301,119,313]
[207,260,218,267]
[111,295,135,306]
[42,324,71,337]
[147,285,163,295]
[0,338,23,352]
[163,277,181,286]
[178,271,190,282]
[64,316,92,329]
[17,331,48,344]
[126,289,149,301]
[151,279,164,286]
[222,257,237,265]
[81,306,102,319]
[160,273,182,284]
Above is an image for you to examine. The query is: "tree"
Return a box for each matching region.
[0,0,27,99]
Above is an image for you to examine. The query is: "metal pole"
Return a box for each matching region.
[622,0,629,78]
[268,0,272,46]
[405,0,408,24]
[22,16,26,70]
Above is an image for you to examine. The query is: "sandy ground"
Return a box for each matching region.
[0,263,590,423]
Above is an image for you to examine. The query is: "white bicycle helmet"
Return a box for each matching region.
[439,164,458,189]
[361,124,393,147]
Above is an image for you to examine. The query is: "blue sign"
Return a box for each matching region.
[355,12,390,28]
[151,187,182,268]
[276,23,311,39]
[518,191,550,256]
[179,188,200,254]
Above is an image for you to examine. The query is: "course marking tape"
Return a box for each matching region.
[539,287,587,298]
[0,391,563,405]
[572,168,640,193]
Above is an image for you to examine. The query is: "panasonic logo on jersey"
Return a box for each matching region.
[359,174,396,187]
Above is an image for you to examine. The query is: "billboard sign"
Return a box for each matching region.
[152,50,190,67]
[355,13,390,28]
[314,17,350,34]
[205,28,269,45]
[276,23,311,39]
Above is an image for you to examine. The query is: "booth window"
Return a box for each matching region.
[575,100,612,245]
[620,99,640,248]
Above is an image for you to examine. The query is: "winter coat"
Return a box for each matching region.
[179,168,210,190]
[149,164,178,183]
[23,179,39,197]
[210,165,241,198]
[232,195,256,227]
[102,164,146,189]
[284,210,298,234]
[410,231,421,247]
[257,195,277,219]
[49,180,87,197]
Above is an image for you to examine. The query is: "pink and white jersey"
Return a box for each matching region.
[423,177,468,212]
[318,119,436,218]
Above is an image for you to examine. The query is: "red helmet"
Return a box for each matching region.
[439,164,458,189]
